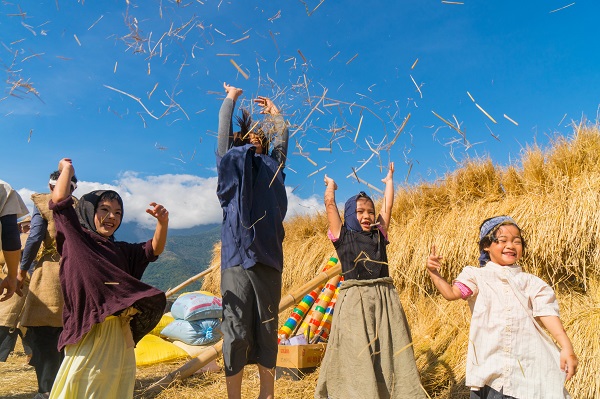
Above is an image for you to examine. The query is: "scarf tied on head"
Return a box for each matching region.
[343,191,374,233]
[76,190,124,241]
[478,215,517,266]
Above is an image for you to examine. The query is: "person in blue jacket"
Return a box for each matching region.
[216,82,288,399]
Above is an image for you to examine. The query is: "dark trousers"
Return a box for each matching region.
[470,386,518,399]
[0,326,31,361]
[24,326,64,393]
[221,263,282,376]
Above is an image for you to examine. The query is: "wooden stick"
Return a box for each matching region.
[165,265,219,298]
[150,262,342,388]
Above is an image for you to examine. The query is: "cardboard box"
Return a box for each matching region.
[275,343,327,380]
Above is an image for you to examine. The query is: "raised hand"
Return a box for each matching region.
[426,245,443,272]
[146,202,169,224]
[382,162,395,184]
[58,158,73,173]
[324,175,338,190]
[223,82,243,101]
[254,96,279,115]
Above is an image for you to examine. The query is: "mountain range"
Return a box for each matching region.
[115,222,221,293]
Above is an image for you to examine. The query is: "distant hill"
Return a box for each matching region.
[115,222,221,293]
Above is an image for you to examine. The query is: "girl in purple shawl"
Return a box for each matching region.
[48,158,168,399]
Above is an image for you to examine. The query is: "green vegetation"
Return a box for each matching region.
[142,226,220,292]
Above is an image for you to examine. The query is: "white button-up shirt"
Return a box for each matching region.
[455,262,571,399]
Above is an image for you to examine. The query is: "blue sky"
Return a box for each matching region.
[1,0,599,229]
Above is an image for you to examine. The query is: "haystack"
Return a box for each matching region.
[196,123,600,398]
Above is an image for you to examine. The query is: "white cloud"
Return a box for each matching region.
[16,188,36,214]
[286,189,322,217]
[67,173,321,230]
[73,173,221,229]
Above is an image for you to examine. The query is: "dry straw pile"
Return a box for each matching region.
[198,123,600,398]
[5,125,598,399]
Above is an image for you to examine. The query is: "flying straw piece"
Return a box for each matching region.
[353,114,364,143]
[300,0,325,16]
[345,153,375,178]
[550,2,575,13]
[298,49,308,64]
[441,0,464,4]
[388,113,411,148]
[88,14,103,30]
[411,58,419,69]
[405,162,413,183]
[318,147,332,152]
[346,53,358,65]
[306,157,318,167]
[485,123,500,141]
[73,34,81,46]
[229,59,249,79]
[268,162,284,188]
[467,91,475,102]
[329,51,340,62]
[28,129,33,143]
[475,103,497,123]
[431,110,465,136]
[557,113,567,126]
[503,114,518,126]
[104,85,160,120]
[410,75,423,98]
[22,53,44,62]
[113,61,118,73]
[148,82,158,99]
[307,165,327,178]
[348,169,384,194]
[231,35,249,44]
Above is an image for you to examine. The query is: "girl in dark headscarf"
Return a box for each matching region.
[48,158,169,399]
[315,163,426,399]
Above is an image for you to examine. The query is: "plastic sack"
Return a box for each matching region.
[149,312,175,336]
[170,291,222,321]
[134,334,189,366]
[160,318,222,346]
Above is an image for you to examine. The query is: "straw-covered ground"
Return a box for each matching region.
[2,124,599,398]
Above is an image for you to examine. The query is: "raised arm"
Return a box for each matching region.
[217,83,243,158]
[538,315,578,381]
[426,245,462,301]
[324,175,342,239]
[255,96,288,166]
[377,162,394,234]
[52,158,75,204]
[146,202,169,256]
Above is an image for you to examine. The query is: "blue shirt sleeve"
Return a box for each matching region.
[20,205,46,272]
